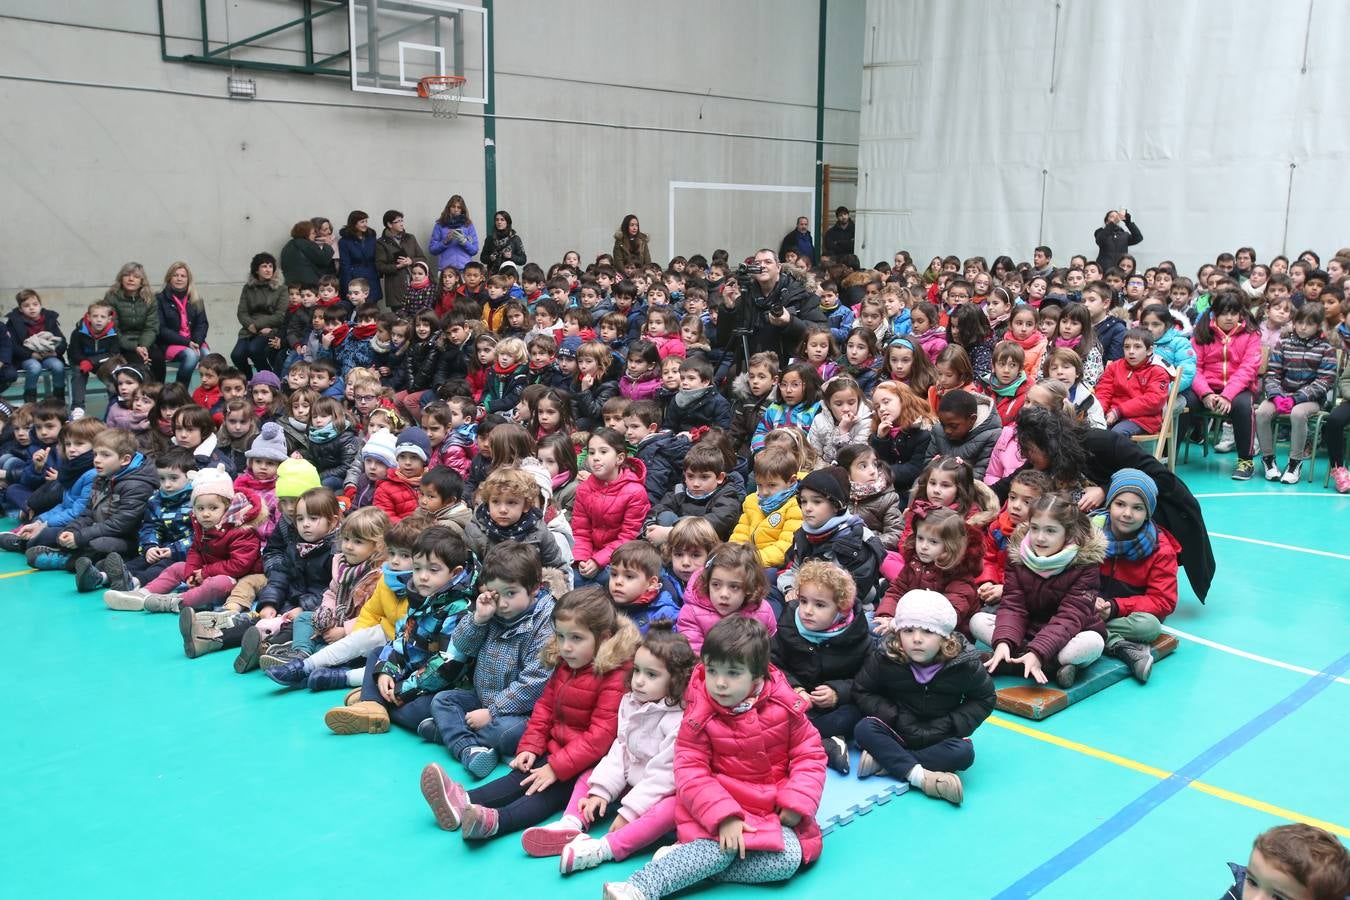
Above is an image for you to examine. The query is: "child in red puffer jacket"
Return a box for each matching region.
[604,616,827,900]
[572,428,650,586]
[418,587,639,841]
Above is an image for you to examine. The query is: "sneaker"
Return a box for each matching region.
[1262,456,1281,481]
[559,836,613,873]
[920,771,964,806]
[100,552,129,591]
[264,658,309,687]
[461,745,499,779]
[460,803,499,841]
[25,545,68,570]
[1108,640,1154,684]
[602,883,648,900]
[1331,465,1350,494]
[1055,663,1079,688]
[323,700,390,735]
[1231,459,1255,481]
[69,407,85,421]
[1215,422,1235,452]
[856,750,886,779]
[307,667,353,692]
[416,717,440,743]
[259,643,304,669]
[181,607,224,659]
[822,735,850,775]
[235,626,264,674]
[104,588,148,611]
[74,557,101,592]
[143,593,181,614]
[420,762,469,831]
[1280,459,1304,485]
[524,822,584,859]
[0,532,28,552]
[652,844,676,863]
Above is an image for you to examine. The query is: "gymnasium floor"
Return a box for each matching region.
[3,453,1346,898]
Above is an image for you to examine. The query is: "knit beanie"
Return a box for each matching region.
[245,422,288,461]
[518,457,553,508]
[1107,468,1157,518]
[362,428,398,467]
[190,466,235,503]
[558,335,582,359]
[249,370,282,391]
[893,589,957,638]
[276,457,321,498]
[394,426,431,463]
[800,466,850,510]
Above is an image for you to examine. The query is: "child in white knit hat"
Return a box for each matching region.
[850,589,996,806]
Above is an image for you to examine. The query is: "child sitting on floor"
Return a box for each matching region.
[730,446,802,571]
[659,517,719,607]
[771,560,871,774]
[972,494,1107,689]
[1221,823,1350,900]
[601,616,827,900]
[777,467,885,614]
[642,441,744,545]
[3,417,103,564]
[606,540,682,634]
[853,589,995,805]
[521,622,696,874]
[372,427,429,523]
[875,506,982,637]
[977,469,1052,605]
[465,466,569,570]
[1091,469,1179,684]
[419,585,639,841]
[81,447,196,593]
[573,428,651,587]
[675,541,777,654]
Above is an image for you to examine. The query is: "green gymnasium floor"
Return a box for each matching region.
[3,453,1347,898]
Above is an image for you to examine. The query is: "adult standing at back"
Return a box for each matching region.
[152,261,208,384]
[231,252,287,378]
[428,194,479,274]
[104,262,159,369]
[279,219,336,286]
[823,206,855,259]
[612,214,651,270]
[337,210,381,303]
[375,209,428,314]
[779,216,817,266]
[479,209,526,275]
[1094,208,1142,271]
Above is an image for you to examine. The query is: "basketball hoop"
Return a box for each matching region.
[417,75,466,119]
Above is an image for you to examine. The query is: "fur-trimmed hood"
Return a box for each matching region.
[968,480,1000,528]
[248,272,283,290]
[541,615,641,675]
[613,229,650,245]
[1006,521,1107,568]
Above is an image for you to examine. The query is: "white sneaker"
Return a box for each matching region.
[69,407,85,421]
[856,750,887,779]
[1280,459,1304,485]
[652,844,676,863]
[1262,458,1281,481]
[602,883,647,900]
[104,588,148,611]
[1215,422,1235,453]
[559,836,612,874]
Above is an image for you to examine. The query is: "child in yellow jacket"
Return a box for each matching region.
[731,446,803,569]
[263,514,421,691]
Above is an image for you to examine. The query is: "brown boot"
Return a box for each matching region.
[325,701,390,735]
[921,771,964,806]
[344,687,362,707]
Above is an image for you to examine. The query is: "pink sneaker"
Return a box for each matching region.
[522,822,583,857]
[420,763,469,831]
[1332,466,1350,494]
[460,803,499,840]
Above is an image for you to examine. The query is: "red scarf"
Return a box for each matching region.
[317,295,340,308]
[328,324,350,347]
[82,314,113,339]
[1009,330,1044,351]
[493,359,522,376]
[409,275,431,290]
[353,321,379,341]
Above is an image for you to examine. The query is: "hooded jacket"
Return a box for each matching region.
[1191,324,1262,401]
[1098,524,1180,621]
[926,393,1003,479]
[572,457,650,568]
[304,423,362,485]
[611,229,652,270]
[675,574,778,656]
[372,468,421,523]
[663,385,733,433]
[516,618,640,781]
[675,666,827,865]
[993,523,1108,665]
[378,560,480,699]
[771,601,872,704]
[184,488,267,580]
[464,504,569,570]
[138,485,195,561]
[450,589,557,716]
[851,635,995,749]
[730,491,803,570]
[68,452,159,546]
[428,218,480,272]
[1094,357,1173,432]
[102,289,160,356]
[1094,314,1127,361]
[876,517,986,632]
[586,693,684,822]
[256,516,338,613]
[779,514,886,607]
[643,471,746,541]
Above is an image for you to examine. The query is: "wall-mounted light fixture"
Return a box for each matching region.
[227,76,257,99]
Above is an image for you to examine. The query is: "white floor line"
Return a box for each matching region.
[1162,626,1350,686]
[1208,532,1350,561]
[1194,492,1346,499]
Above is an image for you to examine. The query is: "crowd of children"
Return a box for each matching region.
[5,235,1349,899]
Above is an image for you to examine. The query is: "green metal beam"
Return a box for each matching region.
[813,0,828,257]
[191,1,345,62]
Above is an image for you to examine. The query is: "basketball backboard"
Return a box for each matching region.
[348,0,487,104]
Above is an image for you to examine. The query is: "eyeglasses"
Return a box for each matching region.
[355,394,378,403]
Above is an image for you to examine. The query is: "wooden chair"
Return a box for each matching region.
[1131,372,1183,471]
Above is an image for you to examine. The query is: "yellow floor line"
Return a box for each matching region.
[0,569,37,579]
[986,715,1349,837]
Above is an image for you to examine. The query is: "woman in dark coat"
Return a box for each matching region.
[152,261,209,384]
[994,405,1215,602]
[611,214,651,270]
[479,210,526,274]
[374,209,428,315]
[337,210,381,302]
[231,253,288,378]
[1093,208,1143,271]
[279,220,336,286]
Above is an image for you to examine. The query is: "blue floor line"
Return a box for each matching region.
[992,648,1350,898]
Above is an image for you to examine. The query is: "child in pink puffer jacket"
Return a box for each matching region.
[1180,292,1263,481]
[675,542,777,655]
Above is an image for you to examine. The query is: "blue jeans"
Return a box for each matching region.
[162,346,201,385]
[358,650,436,732]
[20,357,65,397]
[1110,419,1146,437]
[430,687,529,759]
[807,702,862,740]
[291,611,321,656]
[575,566,611,588]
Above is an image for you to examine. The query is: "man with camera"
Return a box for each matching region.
[713,248,827,371]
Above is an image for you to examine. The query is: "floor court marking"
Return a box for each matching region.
[1193,492,1346,499]
[1162,626,1350,686]
[985,716,1350,837]
[993,650,1350,897]
[1207,532,1350,561]
[0,569,36,579]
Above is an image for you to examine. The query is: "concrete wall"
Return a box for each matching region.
[0,1,861,351]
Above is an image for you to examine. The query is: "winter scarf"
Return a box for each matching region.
[800,512,855,542]
[985,372,1027,397]
[757,483,798,515]
[989,508,1016,551]
[473,502,543,544]
[309,422,338,443]
[1099,512,1159,562]
[1054,335,1081,350]
[673,385,716,409]
[381,563,412,593]
[1019,537,1080,578]
[295,527,339,559]
[794,605,855,645]
[57,449,95,490]
[849,471,891,501]
[353,322,379,341]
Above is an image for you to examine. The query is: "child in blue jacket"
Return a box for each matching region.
[0,417,103,555]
